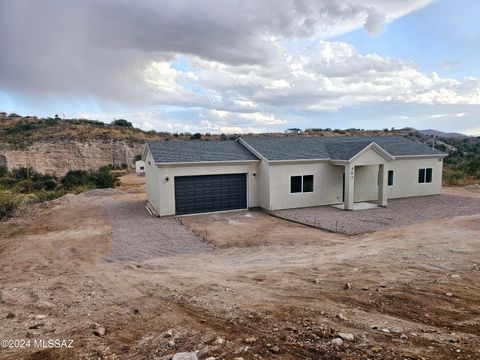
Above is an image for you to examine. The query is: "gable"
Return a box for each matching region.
[350,145,392,165]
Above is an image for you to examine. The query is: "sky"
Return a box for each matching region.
[0,0,479,135]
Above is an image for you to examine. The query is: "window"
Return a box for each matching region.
[387,170,394,186]
[140,166,144,170]
[290,175,314,193]
[418,168,432,183]
[303,175,314,192]
[290,176,302,193]
[426,168,432,183]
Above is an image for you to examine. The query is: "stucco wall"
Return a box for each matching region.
[387,157,443,198]
[268,162,344,210]
[354,165,379,202]
[267,156,443,210]
[156,162,259,216]
[258,160,270,209]
[144,151,161,213]
[135,160,145,174]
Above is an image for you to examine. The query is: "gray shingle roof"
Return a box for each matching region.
[147,140,259,163]
[240,136,446,161]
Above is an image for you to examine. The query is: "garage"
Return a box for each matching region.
[174,173,247,215]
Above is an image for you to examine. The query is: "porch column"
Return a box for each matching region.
[344,163,355,210]
[378,164,388,207]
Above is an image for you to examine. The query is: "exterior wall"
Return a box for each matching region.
[268,162,344,210]
[258,160,270,209]
[387,157,443,198]
[157,162,259,216]
[267,156,443,210]
[135,160,145,174]
[351,148,389,166]
[354,165,379,202]
[348,157,444,202]
[144,152,161,213]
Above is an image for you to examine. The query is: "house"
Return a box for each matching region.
[142,136,447,216]
[135,160,145,175]
[285,128,303,134]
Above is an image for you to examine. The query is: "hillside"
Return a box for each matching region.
[0,113,478,184]
[0,114,186,176]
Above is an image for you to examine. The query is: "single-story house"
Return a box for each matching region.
[135,160,145,175]
[142,136,447,216]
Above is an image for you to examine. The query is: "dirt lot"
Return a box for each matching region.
[1,176,480,360]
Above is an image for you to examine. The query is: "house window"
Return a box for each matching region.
[290,175,314,193]
[387,170,394,186]
[418,168,432,183]
[291,176,302,193]
[140,166,144,170]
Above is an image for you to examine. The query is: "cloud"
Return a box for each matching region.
[437,60,460,71]
[3,0,479,134]
[0,0,432,100]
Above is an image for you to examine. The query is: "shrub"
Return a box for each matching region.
[61,166,114,190]
[91,166,115,188]
[0,177,17,189]
[61,170,89,189]
[14,179,33,193]
[112,119,132,127]
[191,133,202,140]
[0,165,7,177]
[31,189,67,203]
[0,191,20,220]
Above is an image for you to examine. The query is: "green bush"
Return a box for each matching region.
[0,165,7,177]
[61,170,90,189]
[0,191,20,220]
[191,133,202,140]
[112,119,132,127]
[32,189,66,203]
[0,177,17,189]
[61,167,114,190]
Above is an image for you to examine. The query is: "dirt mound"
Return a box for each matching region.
[83,188,126,197]
[49,188,126,206]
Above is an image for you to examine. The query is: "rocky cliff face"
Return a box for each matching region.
[0,140,144,176]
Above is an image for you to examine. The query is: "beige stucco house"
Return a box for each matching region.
[142,136,447,216]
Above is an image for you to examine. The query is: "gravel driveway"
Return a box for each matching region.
[272,194,480,235]
[104,199,212,261]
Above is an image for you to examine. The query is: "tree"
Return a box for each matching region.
[191,133,202,140]
[112,119,132,127]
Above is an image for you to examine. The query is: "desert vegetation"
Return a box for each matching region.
[435,137,480,185]
[0,164,116,220]
[1,113,479,186]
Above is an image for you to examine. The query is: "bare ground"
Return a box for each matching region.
[1,175,480,360]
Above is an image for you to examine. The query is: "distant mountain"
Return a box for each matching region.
[417,129,469,139]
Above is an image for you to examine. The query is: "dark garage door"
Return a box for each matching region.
[174,173,247,215]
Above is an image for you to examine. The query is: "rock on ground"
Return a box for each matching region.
[172,352,198,360]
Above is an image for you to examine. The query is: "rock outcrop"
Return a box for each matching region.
[0,140,144,176]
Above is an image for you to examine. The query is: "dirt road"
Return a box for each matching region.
[1,176,479,359]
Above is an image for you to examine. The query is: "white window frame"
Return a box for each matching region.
[387,170,394,187]
[290,175,315,194]
[418,168,433,184]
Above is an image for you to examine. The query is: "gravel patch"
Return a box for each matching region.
[104,199,212,261]
[272,194,480,235]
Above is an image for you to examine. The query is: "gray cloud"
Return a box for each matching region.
[0,0,431,102]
